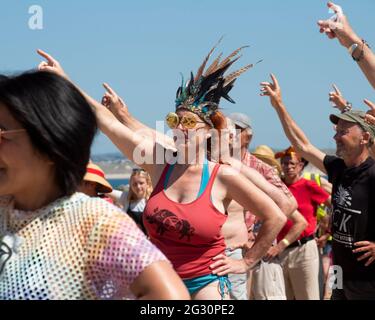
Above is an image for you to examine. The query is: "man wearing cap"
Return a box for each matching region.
[261,73,375,300]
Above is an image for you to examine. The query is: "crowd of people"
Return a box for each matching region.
[0,2,374,300]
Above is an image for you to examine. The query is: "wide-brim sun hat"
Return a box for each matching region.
[252,145,281,173]
[83,163,113,194]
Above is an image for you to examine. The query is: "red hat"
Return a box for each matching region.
[83,163,113,194]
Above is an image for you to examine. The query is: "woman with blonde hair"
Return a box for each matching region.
[120,168,152,234]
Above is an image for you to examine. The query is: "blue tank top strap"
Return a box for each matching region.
[163,163,176,190]
[163,158,210,201]
[197,157,209,198]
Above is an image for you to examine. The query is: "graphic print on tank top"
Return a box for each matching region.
[146,207,195,241]
[332,184,357,247]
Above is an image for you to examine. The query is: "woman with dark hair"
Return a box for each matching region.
[0,71,189,300]
[37,44,286,300]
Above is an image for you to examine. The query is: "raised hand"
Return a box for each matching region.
[260,74,283,109]
[364,99,375,125]
[102,83,130,121]
[317,2,360,48]
[37,49,68,79]
[329,84,348,111]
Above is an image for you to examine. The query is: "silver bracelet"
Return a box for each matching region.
[342,102,352,113]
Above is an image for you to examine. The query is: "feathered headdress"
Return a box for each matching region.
[175,38,259,127]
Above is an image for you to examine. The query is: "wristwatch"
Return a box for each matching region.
[348,43,359,56]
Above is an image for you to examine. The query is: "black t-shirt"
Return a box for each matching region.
[324,155,375,280]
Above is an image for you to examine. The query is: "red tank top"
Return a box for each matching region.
[143,163,227,279]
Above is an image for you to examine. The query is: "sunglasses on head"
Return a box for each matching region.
[165,112,205,129]
[132,168,145,173]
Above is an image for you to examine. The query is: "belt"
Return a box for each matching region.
[288,235,315,249]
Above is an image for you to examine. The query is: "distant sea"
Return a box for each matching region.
[108,178,129,189]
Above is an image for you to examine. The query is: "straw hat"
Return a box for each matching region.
[252,145,281,174]
[83,163,113,194]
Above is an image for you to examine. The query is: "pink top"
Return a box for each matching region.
[143,164,227,279]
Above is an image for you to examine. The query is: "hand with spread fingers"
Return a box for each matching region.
[353,241,375,267]
[329,84,348,111]
[260,74,283,109]
[209,254,251,276]
[37,49,69,79]
[317,2,360,48]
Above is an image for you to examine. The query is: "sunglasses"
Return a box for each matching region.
[0,128,26,143]
[132,168,146,173]
[165,112,205,129]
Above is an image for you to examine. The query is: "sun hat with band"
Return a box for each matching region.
[83,163,113,194]
[329,109,375,139]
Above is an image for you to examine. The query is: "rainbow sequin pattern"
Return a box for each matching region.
[0,193,167,300]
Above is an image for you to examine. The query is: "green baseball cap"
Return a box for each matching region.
[329,110,375,138]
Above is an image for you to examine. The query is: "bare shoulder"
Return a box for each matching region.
[215,163,244,184]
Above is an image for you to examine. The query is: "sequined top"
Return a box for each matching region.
[0,193,167,300]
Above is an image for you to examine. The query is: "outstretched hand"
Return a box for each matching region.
[317,2,359,48]
[260,74,283,109]
[364,99,375,125]
[102,83,130,120]
[329,84,348,111]
[37,49,68,79]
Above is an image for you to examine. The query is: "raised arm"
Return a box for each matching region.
[260,74,327,173]
[329,84,351,112]
[102,83,176,151]
[36,50,158,176]
[317,2,375,89]
[363,99,375,159]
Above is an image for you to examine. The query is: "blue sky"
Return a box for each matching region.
[1,0,374,155]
